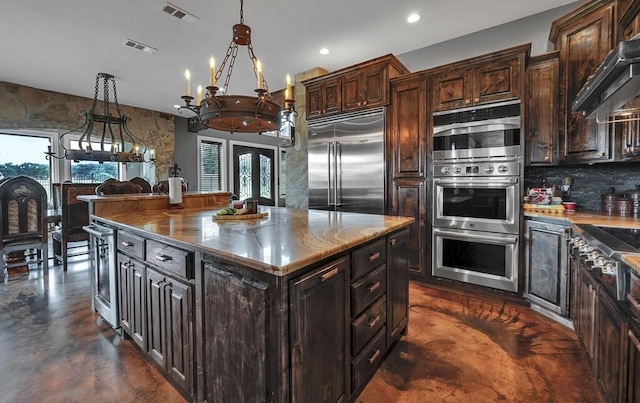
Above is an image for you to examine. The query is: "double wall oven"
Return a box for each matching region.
[431,100,522,292]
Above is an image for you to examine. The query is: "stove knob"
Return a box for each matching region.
[440,166,450,175]
[497,164,509,174]
[588,251,600,260]
[484,165,494,174]
[452,166,462,175]
[602,262,616,275]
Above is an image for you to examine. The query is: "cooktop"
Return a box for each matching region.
[597,226,640,250]
[574,224,640,258]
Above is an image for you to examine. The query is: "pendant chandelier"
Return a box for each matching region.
[179,0,295,135]
[46,73,152,163]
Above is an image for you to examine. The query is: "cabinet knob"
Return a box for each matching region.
[474,98,479,103]
[369,252,380,262]
[390,238,396,246]
[465,99,471,104]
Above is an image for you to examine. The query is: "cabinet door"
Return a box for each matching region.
[117,253,132,336]
[556,3,614,162]
[165,278,193,394]
[324,77,342,115]
[474,57,521,104]
[306,83,323,118]
[525,52,560,165]
[524,221,569,315]
[130,259,146,350]
[388,79,427,179]
[620,112,640,159]
[147,267,167,368]
[387,228,409,345]
[576,267,598,362]
[390,179,428,279]
[433,68,471,111]
[343,71,363,111]
[362,65,385,107]
[291,257,350,403]
[596,292,629,403]
[628,327,640,403]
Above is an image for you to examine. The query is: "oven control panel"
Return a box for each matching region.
[433,161,520,177]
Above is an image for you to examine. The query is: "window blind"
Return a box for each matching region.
[200,140,222,191]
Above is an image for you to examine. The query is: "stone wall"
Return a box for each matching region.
[0,81,175,181]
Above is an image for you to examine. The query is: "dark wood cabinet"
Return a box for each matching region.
[432,49,524,112]
[550,0,615,163]
[595,290,629,403]
[306,77,341,119]
[627,326,640,402]
[524,220,569,316]
[525,52,560,166]
[303,54,408,119]
[387,228,409,344]
[576,265,598,362]
[291,257,350,403]
[387,76,429,280]
[147,267,167,369]
[117,253,146,351]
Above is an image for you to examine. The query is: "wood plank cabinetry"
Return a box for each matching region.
[116,229,195,397]
[627,326,640,402]
[550,0,615,163]
[303,54,408,119]
[524,220,570,316]
[525,52,560,166]
[432,47,525,112]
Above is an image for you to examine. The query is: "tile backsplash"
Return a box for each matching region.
[524,163,640,212]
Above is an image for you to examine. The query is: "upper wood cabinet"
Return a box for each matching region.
[525,52,560,166]
[550,0,615,163]
[432,45,528,112]
[303,54,409,120]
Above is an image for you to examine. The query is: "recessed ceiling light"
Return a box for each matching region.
[407,13,420,23]
[320,48,330,55]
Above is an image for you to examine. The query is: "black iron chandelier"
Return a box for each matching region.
[178,0,296,135]
[46,73,152,163]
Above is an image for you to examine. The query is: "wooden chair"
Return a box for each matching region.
[95,179,143,195]
[129,176,152,193]
[51,183,101,271]
[0,176,49,281]
[152,179,188,194]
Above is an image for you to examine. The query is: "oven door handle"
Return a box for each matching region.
[82,225,114,238]
[434,228,518,245]
[433,177,518,186]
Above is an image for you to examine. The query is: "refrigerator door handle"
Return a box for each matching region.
[335,142,344,207]
[327,142,334,206]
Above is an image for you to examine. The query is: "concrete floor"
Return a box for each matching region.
[0,254,603,402]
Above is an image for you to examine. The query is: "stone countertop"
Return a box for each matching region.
[94,206,413,276]
[525,210,640,228]
[78,191,229,202]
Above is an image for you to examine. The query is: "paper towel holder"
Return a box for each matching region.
[168,163,184,208]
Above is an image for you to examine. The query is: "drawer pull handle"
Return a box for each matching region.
[121,241,134,247]
[390,238,396,246]
[321,267,339,281]
[368,315,381,328]
[629,330,640,351]
[368,349,381,364]
[369,252,380,261]
[155,254,173,262]
[367,281,381,293]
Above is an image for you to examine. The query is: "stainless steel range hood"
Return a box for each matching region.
[572,37,640,119]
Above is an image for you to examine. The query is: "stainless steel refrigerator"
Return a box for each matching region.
[308,109,385,214]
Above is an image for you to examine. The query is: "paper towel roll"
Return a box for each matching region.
[168,177,183,204]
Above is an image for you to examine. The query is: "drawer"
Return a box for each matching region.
[146,239,194,279]
[352,295,386,355]
[352,327,386,393]
[117,230,145,260]
[352,239,386,280]
[351,265,386,317]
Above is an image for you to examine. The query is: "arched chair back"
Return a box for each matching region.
[129,177,152,193]
[95,179,143,195]
[0,176,48,281]
[52,183,101,271]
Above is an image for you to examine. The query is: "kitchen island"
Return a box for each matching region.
[80,193,413,402]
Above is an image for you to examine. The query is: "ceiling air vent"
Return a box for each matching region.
[123,39,158,54]
[161,2,199,23]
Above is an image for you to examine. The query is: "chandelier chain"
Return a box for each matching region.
[240,0,244,23]
[112,75,123,119]
[91,74,100,114]
[247,42,268,94]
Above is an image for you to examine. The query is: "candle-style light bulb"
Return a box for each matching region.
[256,60,263,90]
[209,56,216,87]
[196,85,202,105]
[185,69,191,97]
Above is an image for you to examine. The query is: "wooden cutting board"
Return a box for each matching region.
[212,212,269,221]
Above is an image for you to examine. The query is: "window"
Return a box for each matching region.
[199,138,224,192]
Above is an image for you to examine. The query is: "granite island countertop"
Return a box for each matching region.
[92,206,414,276]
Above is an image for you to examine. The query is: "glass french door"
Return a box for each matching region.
[232,145,275,206]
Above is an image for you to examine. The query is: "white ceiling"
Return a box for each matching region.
[1,0,578,116]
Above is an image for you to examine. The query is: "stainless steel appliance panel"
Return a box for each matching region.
[432,227,519,292]
[308,110,384,214]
